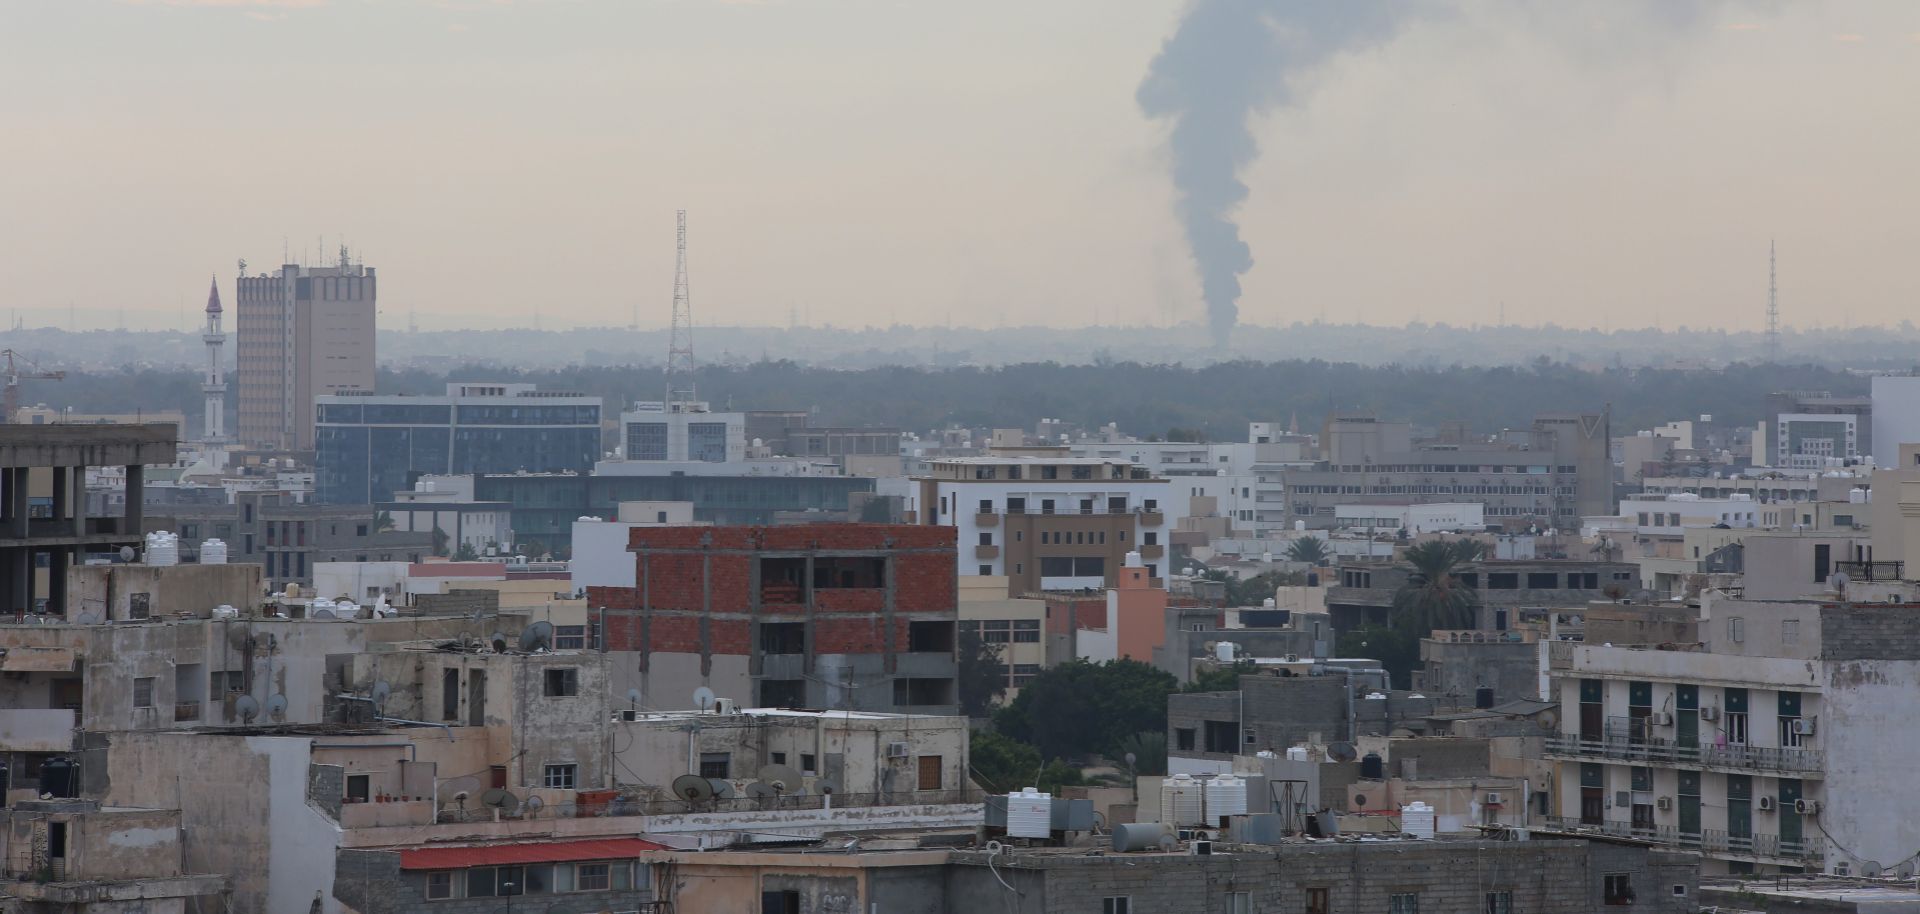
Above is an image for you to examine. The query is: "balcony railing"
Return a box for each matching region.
[174,700,202,722]
[1835,560,1903,582]
[1540,816,1823,863]
[1543,734,1824,775]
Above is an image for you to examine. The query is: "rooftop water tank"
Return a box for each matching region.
[1006,787,1052,839]
[200,538,227,565]
[145,531,179,567]
[1286,746,1310,762]
[1400,801,1437,839]
[1215,641,1236,663]
[1112,822,1175,852]
[1125,551,1143,568]
[1204,775,1247,824]
[1850,487,1868,504]
[1161,774,1204,827]
[1360,752,1385,780]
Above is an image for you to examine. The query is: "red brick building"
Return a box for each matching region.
[587,524,960,714]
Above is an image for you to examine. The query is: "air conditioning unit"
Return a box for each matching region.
[1189,840,1213,856]
[1651,711,1674,727]
[713,698,738,715]
[1284,653,1301,663]
[1794,798,1820,816]
[1793,718,1817,736]
[1656,796,1673,811]
[614,709,640,722]
[1699,706,1721,722]
[1757,796,1776,812]
[886,741,910,759]
[1484,792,1504,805]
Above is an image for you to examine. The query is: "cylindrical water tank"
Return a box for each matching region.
[1204,775,1247,824]
[1006,788,1052,839]
[1360,752,1385,780]
[1400,801,1437,839]
[1215,641,1235,662]
[1112,822,1174,852]
[1161,774,1204,826]
[40,757,76,799]
[1850,487,1867,504]
[200,538,228,565]
[1286,746,1310,762]
[145,531,178,567]
[1475,687,1495,709]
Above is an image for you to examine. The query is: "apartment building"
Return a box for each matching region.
[0,425,176,616]
[1542,597,1920,876]
[957,575,1047,697]
[146,490,434,590]
[909,454,1172,592]
[314,383,602,503]
[1281,412,1612,533]
[1327,557,1638,632]
[234,255,376,451]
[586,524,960,715]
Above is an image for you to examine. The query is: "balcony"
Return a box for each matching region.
[175,701,202,722]
[1835,559,1903,582]
[974,545,1000,560]
[974,513,999,527]
[1139,510,1164,526]
[1541,816,1823,865]
[1138,544,1165,560]
[1543,733,1824,776]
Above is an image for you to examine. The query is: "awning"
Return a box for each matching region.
[0,647,75,672]
[397,838,666,871]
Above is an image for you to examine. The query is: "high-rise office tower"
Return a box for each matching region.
[234,248,377,451]
[201,276,226,442]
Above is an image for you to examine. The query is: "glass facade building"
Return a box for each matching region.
[316,387,602,504]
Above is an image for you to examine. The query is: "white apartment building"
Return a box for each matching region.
[909,455,1172,591]
[1775,413,1859,468]
[1543,596,1920,876]
[1618,493,1778,534]
[1332,502,1485,535]
[618,401,746,463]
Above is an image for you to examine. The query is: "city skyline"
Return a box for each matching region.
[3,1,1918,336]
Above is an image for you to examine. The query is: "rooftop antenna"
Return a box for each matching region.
[665,209,696,409]
[1765,239,1780,363]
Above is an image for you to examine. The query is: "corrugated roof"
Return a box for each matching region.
[397,838,665,870]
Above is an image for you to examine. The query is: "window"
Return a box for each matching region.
[1726,710,1748,745]
[1203,720,1237,753]
[467,865,525,898]
[1487,573,1519,590]
[345,774,370,803]
[1175,727,1196,751]
[918,754,943,790]
[576,862,611,891]
[800,753,817,774]
[1012,619,1040,642]
[761,622,805,654]
[554,625,587,650]
[979,499,993,514]
[1727,616,1745,644]
[1603,873,1635,905]
[1527,572,1558,589]
[1782,619,1800,645]
[426,871,454,899]
[1306,887,1331,914]
[1144,531,1158,546]
[1390,892,1420,914]
[979,565,993,576]
[978,532,993,546]
[128,592,151,620]
[543,668,579,697]
[133,677,154,709]
[1104,898,1131,914]
[1224,892,1251,914]
[1485,892,1512,914]
[542,763,577,789]
[699,752,731,779]
[763,890,801,914]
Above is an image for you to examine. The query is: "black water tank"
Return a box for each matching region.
[1359,752,1384,780]
[1476,687,1496,709]
[40,757,75,799]
[0,762,10,806]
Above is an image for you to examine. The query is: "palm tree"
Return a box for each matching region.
[1285,536,1331,566]
[1390,540,1483,636]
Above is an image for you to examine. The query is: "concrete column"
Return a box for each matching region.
[5,468,28,539]
[46,548,68,617]
[50,467,67,533]
[122,465,144,536]
[71,468,87,538]
[5,548,29,615]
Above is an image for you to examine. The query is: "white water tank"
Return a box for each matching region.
[1125,550,1143,568]
[199,538,228,564]
[210,604,240,620]
[1286,746,1310,762]
[1006,788,1053,838]
[1161,774,1204,826]
[1205,775,1247,823]
[1215,641,1236,662]
[1400,801,1436,839]
[144,531,178,567]
[1849,487,1868,504]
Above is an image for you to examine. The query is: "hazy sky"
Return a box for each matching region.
[3,1,1917,334]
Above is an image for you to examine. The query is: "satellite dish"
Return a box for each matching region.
[814,778,839,796]
[235,694,261,722]
[310,607,338,620]
[1353,794,1368,809]
[1830,572,1851,597]
[708,778,736,798]
[758,764,804,793]
[119,546,136,562]
[371,680,392,710]
[1896,862,1916,880]
[436,776,481,806]
[626,688,642,707]
[1327,742,1358,762]
[1536,710,1560,731]
[692,686,717,711]
[518,621,554,653]
[480,788,519,813]
[265,694,288,721]
[451,790,470,804]
[524,795,545,815]
[672,774,715,802]
[490,632,510,653]
[1864,860,1885,878]
[746,781,780,799]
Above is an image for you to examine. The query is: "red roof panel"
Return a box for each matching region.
[398,838,665,870]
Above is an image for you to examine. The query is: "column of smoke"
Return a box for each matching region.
[1138,1,1407,349]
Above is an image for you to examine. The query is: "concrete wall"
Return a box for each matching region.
[1416,639,1543,707]
[65,563,263,621]
[613,712,968,797]
[1821,655,1920,874]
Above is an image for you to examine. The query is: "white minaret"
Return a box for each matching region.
[202,275,226,442]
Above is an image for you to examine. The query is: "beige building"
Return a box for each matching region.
[957,575,1047,698]
[235,255,377,451]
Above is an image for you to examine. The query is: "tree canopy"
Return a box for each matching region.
[993,659,1178,764]
[1390,540,1484,636]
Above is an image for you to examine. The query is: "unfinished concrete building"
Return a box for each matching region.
[0,425,176,617]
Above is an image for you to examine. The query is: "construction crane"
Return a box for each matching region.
[0,350,64,424]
